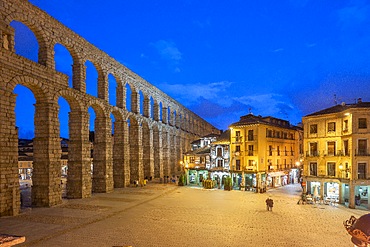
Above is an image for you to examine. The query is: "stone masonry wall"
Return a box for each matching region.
[0,0,218,216]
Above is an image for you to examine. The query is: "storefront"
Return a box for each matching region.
[267,171,286,188]
[187,169,209,185]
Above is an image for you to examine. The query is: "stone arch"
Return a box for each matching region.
[125,82,132,112]
[84,58,106,100]
[5,13,48,63]
[54,89,92,199]
[142,119,154,180]
[110,108,130,188]
[128,115,143,183]
[88,101,113,193]
[7,75,48,101]
[151,123,163,179]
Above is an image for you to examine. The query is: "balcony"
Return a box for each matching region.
[305,151,320,157]
[355,149,370,156]
[232,151,242,156]
[247,135,257,141]
[233,136,243,144]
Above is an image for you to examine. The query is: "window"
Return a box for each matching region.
[309,142,318,156]
[277,146,280,156]
[310,124,317,134]
[343,140,349,156]
[190,157,195,163]
[268,145,273,156]
[327,141,336,156]
[343,120,348,132]
[216,147,222,157]
[358,163,366,179]
[248,160,255,166]
[327,162,336,176]
[359,118,367,129]
[290,146,294,156]
[235,145,240,152]
[310,162,317,176]
[248,145,254,156]
[328,122,336,132]
[236,160,240,170]
[266,129,272,138]
[217,159,224,168]
[358,139,368,156]
[235,131,242,142]
[248,130,254,141]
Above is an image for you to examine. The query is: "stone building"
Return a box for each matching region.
[18,138,70,181]
[0,0,218,216]
[183,131,230,186]
[229,114,303,192]
[302,99,370,209]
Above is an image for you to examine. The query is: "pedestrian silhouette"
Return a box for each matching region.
[266,197,274,211]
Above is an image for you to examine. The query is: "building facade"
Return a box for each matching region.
[229,114,303,192]
[302,99,370,209]
[183,131,230,187]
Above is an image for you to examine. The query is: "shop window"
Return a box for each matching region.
[327,162,336,176]
[359,118,367,129]
[327,141,336,156]
[328,122,336,132]
[358,163,366,179]
[310,124,317,134]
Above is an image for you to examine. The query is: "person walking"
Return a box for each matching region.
[266,197,274,211]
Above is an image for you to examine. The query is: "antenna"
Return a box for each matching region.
[334,94,337,105]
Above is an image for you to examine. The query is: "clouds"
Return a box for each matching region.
[158,81,303,130]
[151,40,182,72]
[158,81,233,105]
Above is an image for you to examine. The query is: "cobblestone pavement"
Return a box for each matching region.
[0,182,367,247]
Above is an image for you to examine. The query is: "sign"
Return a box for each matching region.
[301,181,306,187]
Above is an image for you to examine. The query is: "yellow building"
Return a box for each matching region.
[229,114,303,192]
[302,99,370,209]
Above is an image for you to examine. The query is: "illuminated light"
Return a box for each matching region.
[344,112,350,116]
[339,164,343,170]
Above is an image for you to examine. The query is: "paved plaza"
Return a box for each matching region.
[0,182,367,247]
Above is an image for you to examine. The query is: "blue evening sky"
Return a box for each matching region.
[13,0,370,138]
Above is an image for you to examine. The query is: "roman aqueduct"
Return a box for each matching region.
[0,0,217,216]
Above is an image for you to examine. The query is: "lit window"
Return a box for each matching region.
[327,162,336,176]
[310,124,317,134]
[328,122,336,132]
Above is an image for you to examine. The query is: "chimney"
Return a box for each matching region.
[358,98,362,103]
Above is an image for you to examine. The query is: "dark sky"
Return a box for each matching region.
[12,0,370,138]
